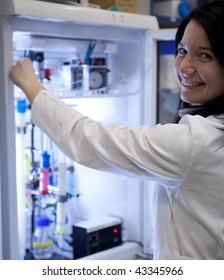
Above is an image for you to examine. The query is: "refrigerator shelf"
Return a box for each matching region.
[14,87,139,100]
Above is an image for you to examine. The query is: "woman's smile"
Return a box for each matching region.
[181,80,205,88]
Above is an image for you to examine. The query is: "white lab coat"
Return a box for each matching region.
[32,90,224,259]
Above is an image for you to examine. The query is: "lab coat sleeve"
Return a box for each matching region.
[32,90,193,186]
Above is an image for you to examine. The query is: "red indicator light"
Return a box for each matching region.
[44,68,51,79]
[113,228,118,234]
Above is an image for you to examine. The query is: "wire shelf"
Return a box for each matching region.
[14,85,139,100]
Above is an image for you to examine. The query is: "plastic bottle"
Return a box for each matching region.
[32,215,53,259]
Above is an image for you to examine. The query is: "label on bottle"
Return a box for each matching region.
[33,240,53,248]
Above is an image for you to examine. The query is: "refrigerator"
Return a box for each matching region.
[0,0,178,260]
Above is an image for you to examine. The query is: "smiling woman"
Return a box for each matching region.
[174,20,224,105]
[174,1,224,122]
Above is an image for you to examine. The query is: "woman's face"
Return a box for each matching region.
[174,20,224,105]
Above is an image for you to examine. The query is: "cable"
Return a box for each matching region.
[107,70,126,89]
[53,238,73,253]
[123,240,153,260]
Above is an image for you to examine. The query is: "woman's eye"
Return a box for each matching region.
[200,52,212,60]
[177,48,186,56]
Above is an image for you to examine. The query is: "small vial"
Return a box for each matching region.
[39,151,50,195]
[32,216,53,260]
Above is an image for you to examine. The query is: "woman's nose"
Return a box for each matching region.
[177,54,196,75]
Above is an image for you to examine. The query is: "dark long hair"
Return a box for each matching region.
[174,1,224,123]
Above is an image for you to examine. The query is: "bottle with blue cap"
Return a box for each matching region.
[16,99,27,113]
[16,99,27,133]
[39,151,50,195]
[32,215,53,259]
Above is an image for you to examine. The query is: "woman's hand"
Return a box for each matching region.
[10,58,45,104]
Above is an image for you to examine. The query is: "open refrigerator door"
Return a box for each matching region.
[142,28,178,257]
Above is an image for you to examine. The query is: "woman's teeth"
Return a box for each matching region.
[182,81,204,87]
